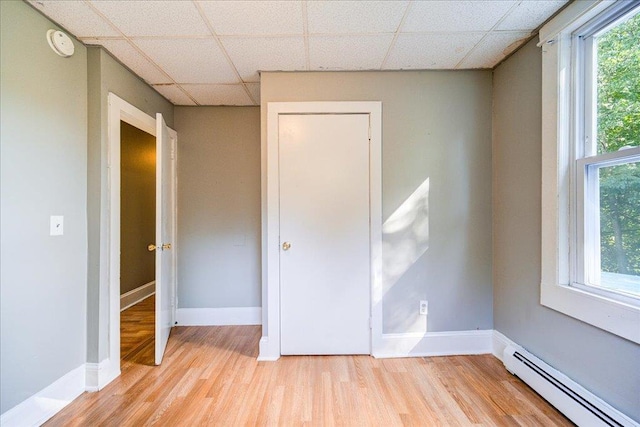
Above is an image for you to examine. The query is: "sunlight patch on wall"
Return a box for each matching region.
[382,178,430,309]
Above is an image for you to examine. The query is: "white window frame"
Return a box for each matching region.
[540,0,640,344]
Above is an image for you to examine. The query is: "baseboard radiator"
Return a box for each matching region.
[503,345,638,427]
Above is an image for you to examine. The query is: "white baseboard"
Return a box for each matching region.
[0,364,86,427]
[257,337,280,361]
[492,330,517,362]
[120,281,155,311]
[374,329,494,358]
[85,358,119,392]
[177,307,262,326]
[258,330,494,360]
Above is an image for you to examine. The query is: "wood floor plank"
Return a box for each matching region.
[45,298,573,426]
[120,295,155,365]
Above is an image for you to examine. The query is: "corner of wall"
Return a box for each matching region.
[86,45,103,365]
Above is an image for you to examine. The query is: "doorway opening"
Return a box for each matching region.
[97,93,177,390]
[119,121,156,366]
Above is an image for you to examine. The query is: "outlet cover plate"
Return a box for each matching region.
[420,300,428,315]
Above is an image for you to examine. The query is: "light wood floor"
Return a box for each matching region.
[46,299,572,426]
[120,294,155,366]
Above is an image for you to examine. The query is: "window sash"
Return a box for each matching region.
[575,1,639,158]
[571,2,640,305]
[575,148,640,304]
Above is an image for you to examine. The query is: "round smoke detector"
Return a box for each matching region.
[46,29,75,58]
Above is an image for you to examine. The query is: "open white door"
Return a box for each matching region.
[154,113,175,365]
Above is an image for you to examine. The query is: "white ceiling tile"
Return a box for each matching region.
[134,38,238,84]
[497,1,568,31]
[403,1,517,33]
[221,37,306,82]
[309,35,393,70]
[198,0,303,35]
[94,39,172,84]
[384,33,483,69]
[307,0,408,34]
[152,84,197,105]
[246,83,261,105]
[90,0,210,37]
[27,0,119,38]
[458,32,531,68]
[182,84,253,105]
[28,0,566,106]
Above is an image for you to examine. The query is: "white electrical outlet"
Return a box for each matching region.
[50,215,64,236]
[419,300,428,315]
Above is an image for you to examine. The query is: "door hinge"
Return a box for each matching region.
[368,125,371,141]
[171,148,175,160]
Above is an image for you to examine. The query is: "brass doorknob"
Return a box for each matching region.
[282,242,291,251]
[162,243,172,250]
[147,244,157,252]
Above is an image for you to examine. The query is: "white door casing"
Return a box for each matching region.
[260,102,382,361]
[154,113,176,365]
[279,114,371,355]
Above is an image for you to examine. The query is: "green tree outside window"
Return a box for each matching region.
[597,12,640,286]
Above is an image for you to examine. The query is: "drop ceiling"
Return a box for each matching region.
[28,0,568,106]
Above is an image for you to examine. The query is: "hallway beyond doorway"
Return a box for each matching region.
[120,295,154,366]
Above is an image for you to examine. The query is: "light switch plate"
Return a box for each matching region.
[50,215,64,236]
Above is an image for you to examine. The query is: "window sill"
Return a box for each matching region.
[541,281,640,344]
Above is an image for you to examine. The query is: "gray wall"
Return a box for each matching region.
[120,122,156,296]
[175,107,261,309]
[493,39,640,421]
[86,47,173,362]
[0,0,88,413]
[261,71,493,334]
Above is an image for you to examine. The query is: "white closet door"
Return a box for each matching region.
[279,113,371,355]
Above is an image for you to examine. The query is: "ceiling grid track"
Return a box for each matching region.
[83,0,199,106]
[453,0,523,69]
[380,0,414,70]
[192,0,258,105]
[302,0,311,71]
